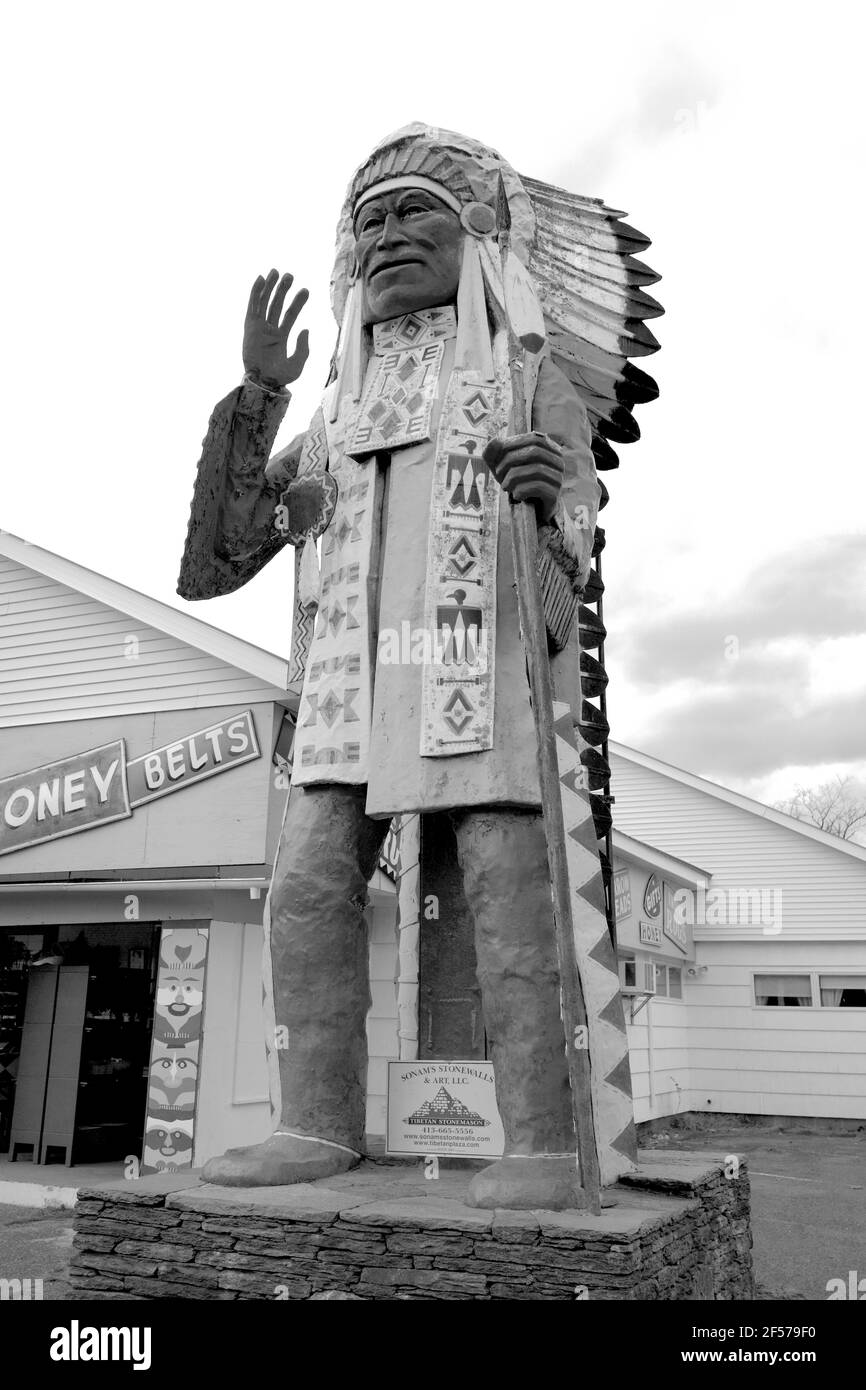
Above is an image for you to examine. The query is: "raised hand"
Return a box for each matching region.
[483,432,565,523]
[243,269,310,390]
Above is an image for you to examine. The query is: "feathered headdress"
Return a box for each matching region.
[329,122,662,471]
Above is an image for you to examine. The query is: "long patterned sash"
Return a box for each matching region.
[291,308,510,783]
[419,342,508,755]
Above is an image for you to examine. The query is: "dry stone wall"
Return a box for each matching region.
[69,1152,754,1301]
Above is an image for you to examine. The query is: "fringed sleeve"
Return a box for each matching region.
[177,380,306,601]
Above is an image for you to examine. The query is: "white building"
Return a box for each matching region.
[610,744,866,1124]
[0,532,399,1175]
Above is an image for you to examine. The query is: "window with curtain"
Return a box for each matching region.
[819,975,866,1007]
[754,974,812,1007]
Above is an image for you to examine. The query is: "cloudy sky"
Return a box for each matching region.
[3,1,863,816]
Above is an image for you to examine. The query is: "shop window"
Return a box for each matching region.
[653,967,686,1000]
[3,924,158,1163]
[0,933,48,1152]
[754,974,813,1007]
[649,964,685,1000]
[819,975,866,1007]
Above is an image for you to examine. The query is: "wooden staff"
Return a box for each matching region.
[496,174,602,1214]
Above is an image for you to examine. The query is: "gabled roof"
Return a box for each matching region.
[612,829,710,889]
[610,740,866,866]
[0,530,293,706]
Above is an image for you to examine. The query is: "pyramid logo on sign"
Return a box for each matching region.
[406,1086,489,1128]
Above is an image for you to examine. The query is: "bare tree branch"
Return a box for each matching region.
[775,776,866,841]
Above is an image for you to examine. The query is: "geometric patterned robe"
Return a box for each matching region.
[178,307,600,818]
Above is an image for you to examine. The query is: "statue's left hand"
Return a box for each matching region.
[483,432,565,523]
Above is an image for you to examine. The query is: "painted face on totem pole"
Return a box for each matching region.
[353,187,463,325]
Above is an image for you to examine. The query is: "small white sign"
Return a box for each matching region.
[386,1061,505,1158]
[639,919,662,947]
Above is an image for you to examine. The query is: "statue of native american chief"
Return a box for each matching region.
[178,124,661,1209]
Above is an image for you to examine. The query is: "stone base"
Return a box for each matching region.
[69,1149,755,1301]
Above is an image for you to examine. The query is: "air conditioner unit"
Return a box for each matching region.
[618,956,637,991]
[618,956,656,997]
[619,959,655,1020]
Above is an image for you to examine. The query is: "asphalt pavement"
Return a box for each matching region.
[643,1126,866,1300]
[0,1203,73,1300]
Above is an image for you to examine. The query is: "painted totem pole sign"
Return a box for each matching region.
[141,925,210,1175]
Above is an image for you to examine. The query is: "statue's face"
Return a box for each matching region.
[354,186,463,324]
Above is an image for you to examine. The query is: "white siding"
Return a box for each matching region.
[195,920,272,1166]
[0,557,286,725]
[625,939,866,1121]
[611,752,866,939]
[627,997,692,1123]
[680,940,866,1119]
[612,750,866,1120]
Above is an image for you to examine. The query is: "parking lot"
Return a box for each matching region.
[644,1125,866,1300]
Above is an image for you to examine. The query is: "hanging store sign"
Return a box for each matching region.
[662,883,688,954]
[643,872,663,919]
[613,868,632,922]
[387,1061,505,1159]
[0,711,260,857]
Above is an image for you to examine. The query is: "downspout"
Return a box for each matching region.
[646,993,656,1110]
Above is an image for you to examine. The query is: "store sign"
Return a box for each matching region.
[663,918,688,953]
[639,919,662,947]
[0,741,130,856]
[125,711,259,806]
[663,883,688,954]
[387,1061,505,1158]
[643,872,663,919]
[0,711,260,857]
[613,869,632,922]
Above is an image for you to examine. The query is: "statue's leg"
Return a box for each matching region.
[451,807,584,1210]
[202,783,387,1187]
